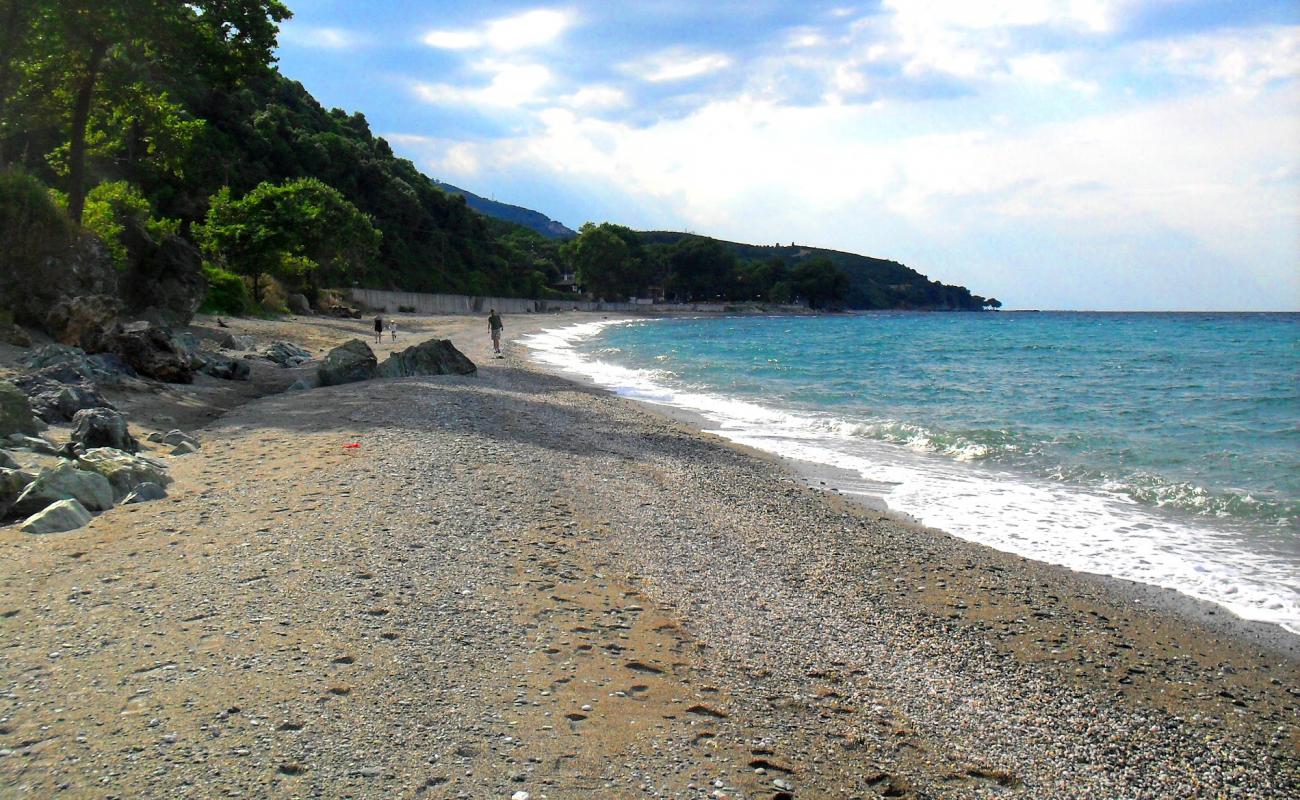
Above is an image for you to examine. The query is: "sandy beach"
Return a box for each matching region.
[1,311,1297,799]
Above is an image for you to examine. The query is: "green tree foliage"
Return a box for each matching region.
[195,178,379,303]
[0,0,290,222]
[791,256,850,309]
[664,236,738,301]
[565,222,653,301]
[75,180,178,269]
[0,169,73,282]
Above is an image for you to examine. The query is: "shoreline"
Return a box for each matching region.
[2,309,1296,797]
[517,313,1300,659]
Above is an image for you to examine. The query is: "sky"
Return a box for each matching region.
[274,1,1300,310]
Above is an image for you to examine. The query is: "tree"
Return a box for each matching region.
[791,257,850,309]
[9,0,290,222]
[565,222,649,300]
[666,236,737,301]
[196,178,379,304]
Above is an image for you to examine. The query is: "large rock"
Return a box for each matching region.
[20,344,135,384]
[122,482,167,504]
[103,322,193,383]
[200,352,251,381]
[318,339,377,386]
[218,332,255,351]
[119,220,207,326]
[44,293,123,352]
[0,381,42,437]
[377,339,477,378]
[0,450,18,469]
[286,293,311,315]
[0,233,118,334]
[71,408,138,453]
[77,447,170,500]
[262,341,313,366]
[19,498,93,534]
[0,466,36,518]
[12,363,114,423]
[12,462,114,516]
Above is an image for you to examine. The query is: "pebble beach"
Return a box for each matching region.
[1,312,1297,799]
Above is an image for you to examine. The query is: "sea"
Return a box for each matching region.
[521,312,1300,635]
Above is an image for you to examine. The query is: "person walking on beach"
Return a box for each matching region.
[373,314,384,344]
[488,309,503,357]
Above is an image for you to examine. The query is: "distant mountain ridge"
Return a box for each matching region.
[434,181,577,240]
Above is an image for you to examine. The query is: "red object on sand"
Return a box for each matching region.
[343,443,361,449]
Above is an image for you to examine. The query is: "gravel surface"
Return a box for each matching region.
[1,314,1296,799]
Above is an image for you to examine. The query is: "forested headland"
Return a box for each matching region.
[0,0,997,322]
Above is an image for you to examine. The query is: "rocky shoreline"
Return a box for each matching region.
[1,312,1296,798]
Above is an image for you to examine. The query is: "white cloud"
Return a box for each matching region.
[415,61,554,108]
[563,85,628,110]
[422,8,572,52]
[628,51,733,83]
[279,25,365,50]
[1147,26,1300,94]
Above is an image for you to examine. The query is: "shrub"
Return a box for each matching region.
[0,171,73,279]
[199,263,251,315]
[80,181,181,270]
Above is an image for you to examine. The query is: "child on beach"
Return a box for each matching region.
[389,319,398,341]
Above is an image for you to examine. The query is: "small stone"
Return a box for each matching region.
[511,792,531,800]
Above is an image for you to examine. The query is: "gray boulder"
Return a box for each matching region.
[1,233,118,335]
[317,339,377,386]
[77,447,171,500]
[200,352,251,381]
[19,498,93,534]
[262,341,313,366]
[146,429,199,449]
[123,482,167,504]
[0,381,42,437]
[0,450,17,469]
[5,433,59,454]
[171,440,199,456]
[13,368,114,423]
[12,462,114,516]
[103,322,193,383]
[71,408,138,453]
[44,293,123,352]
[1,466,37,518]
[20,344,135,384]
[377,339,477,378]
[286,293,311,315]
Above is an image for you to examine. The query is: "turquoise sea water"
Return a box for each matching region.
[523,312,1300,633]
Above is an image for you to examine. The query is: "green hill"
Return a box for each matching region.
[434,181,576,240]
[640,232,992,310]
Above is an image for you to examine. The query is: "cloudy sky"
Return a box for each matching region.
[275,1,1299,310]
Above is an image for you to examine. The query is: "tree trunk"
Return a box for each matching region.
[0,0,30,165]
[66,39,106,224]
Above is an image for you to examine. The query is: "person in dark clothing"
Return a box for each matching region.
[373,315,384,344]
[488,309,503,356]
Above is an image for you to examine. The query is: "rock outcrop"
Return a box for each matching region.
[286,293,311,315]
[0,381,42,437]
[317,339,377,386]
[377,339,477,378]
[103,322,193,383]
[70,408,139,453]
[119,220,207,326]
[45,294,123,352]
[262,341,313,366]
[0,234,118,334]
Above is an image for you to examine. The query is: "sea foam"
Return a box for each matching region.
[522,319,1300,635]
